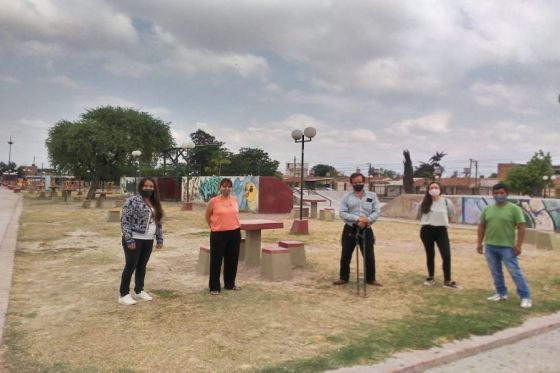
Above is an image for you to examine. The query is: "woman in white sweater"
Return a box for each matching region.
[416,181,459,289]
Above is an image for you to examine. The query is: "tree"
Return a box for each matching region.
[224,147,279,176]
[505,150,553,196]
[0,162,17,174]
[414,151,447,179]
[403,150,414,193]
[188,129,227,176]
[46,106,174,199]
[311,164,338,177]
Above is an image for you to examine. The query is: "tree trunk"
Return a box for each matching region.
[403,150,414,194]
[86,174,100,200]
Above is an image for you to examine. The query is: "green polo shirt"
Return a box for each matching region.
[480,202,525,248]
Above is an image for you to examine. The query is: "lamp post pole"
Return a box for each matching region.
[132,150,142,193]
[291,127,317,221]
[7,136,13,167]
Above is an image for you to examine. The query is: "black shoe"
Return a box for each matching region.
[225,286,241,291]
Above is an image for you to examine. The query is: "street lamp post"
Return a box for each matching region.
[542,175,556,198]
[290,127,317,233]
[132,150,142,193]
[7,136,13,168]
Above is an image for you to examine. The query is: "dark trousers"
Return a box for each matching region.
[339,225,376,282]
[420,225,451,281]
[209,228,241,292]
[119,237,154,297]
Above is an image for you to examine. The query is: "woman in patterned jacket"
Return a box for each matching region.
[118,177,164,305]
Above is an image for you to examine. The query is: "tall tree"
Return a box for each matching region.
[46,106,174,199]
[414,151,447,179]
[311,164,338,177]
[403,150,414,193]
[224,147,279,176]
[188,129,227,176]
[505,150,553,196]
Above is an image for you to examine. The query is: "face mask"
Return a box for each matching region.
[140,189,153,198]
[494,195,507,203]
[429,189,441,196]
[352,183,364,192]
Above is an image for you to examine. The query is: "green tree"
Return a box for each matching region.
[0,161,17,174]
[46,106,174,199]
[224,148,280,176]
[311,164,338,177]
[403,150,414,193]
[188,129,226,176]
[505,150,553,196]
[414,151,447,179]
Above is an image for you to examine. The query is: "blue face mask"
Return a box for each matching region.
[494,195,508,203]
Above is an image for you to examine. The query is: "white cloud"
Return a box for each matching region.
[0,75,20,84]
[39,75,79,89]
[391,112,452,135]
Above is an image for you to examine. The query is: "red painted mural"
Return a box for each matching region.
[258,176,293,213]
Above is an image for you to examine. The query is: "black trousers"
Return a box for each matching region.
[339,225,376,282]
[420,225,451,282]
[119,237,154,296]
[209,228,241,292]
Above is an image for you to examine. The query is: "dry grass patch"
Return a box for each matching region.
[2,194,560,372]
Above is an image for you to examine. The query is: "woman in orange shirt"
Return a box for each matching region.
[205,178,242,295]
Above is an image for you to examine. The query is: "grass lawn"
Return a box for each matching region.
[2,194,560,372]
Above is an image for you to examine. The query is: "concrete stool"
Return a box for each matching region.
[107,208,121,222]
[279,240,306,268]
[261,246,292,281]
[525,228,537,245]
[81,200,92,209]
[319,208,335,221]
[239,237,246,261]
[197,246,211,275]
[181,202,193,211]
[536,231,560,250]
[96,198,116,208]
[292,206,309,218]
[13,188,21,193]
[38,191,47,199]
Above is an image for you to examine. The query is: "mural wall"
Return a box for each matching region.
[182,176,260,212]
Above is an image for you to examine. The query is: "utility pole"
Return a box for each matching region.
[7,136,14,167]
[469,159,479,191]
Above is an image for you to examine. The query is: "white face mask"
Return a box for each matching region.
[429,189,441,196]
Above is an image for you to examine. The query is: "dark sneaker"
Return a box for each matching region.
[443,281,461,289]
[424,278,435,286]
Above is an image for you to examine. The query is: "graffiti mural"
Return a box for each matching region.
[182,176,260,212]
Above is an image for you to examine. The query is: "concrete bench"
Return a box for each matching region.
[279,240,306,268]
[107,208,121,222]
[239,237,246,261]
[96,198,116,209]
[536,231,560,250]
[197,246,211,275]
[525,228,537,245]
[319,208,335,221]
[81,200,92,209]
[261,246,292,281]
[181,202,193,211]
[292,206,309,218]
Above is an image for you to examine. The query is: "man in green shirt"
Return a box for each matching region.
[477,183,531,308]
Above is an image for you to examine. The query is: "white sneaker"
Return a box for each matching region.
[118,294,137,305]
[487,294,508,302]
[134,291,153,301]
[424,278,435,286]
[520,299,532,308]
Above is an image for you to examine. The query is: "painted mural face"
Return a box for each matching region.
[244,182,258,210]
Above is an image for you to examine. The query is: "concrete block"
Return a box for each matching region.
[96,198,116,209]
[290,219,309,235]
[292,206,309,218]
[525,228,537,245]
[536,231,560,250]
[81,200,92,209]
[197,246,211,275]
[239,237,246,261]
[279,240,306,268]
[261,246,292,281]
[319,208,335,221]
[107,209,121,222]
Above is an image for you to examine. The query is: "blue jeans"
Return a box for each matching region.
[484,244,531,299]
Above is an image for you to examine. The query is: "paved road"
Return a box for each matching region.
[425,328,560,373]
[0,187,22,343]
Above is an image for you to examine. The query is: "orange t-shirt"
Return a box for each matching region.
[209,196,241,232]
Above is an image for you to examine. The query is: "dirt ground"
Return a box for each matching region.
[2,196,560,372]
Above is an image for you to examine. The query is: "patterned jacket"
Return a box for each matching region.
[120,194,163,245]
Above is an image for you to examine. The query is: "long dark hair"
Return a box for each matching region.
[138,177,164,224]
[420,181,442,214]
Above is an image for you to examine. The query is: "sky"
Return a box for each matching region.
[1,0,559,177]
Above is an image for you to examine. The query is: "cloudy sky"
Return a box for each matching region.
[1,0,559,177]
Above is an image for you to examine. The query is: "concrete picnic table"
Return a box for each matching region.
[240,219,284,267]
[302,196,327,219]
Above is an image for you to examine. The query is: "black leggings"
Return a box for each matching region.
[420,225,451,282]
[209,228,241,292]
[119,238,154,296]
